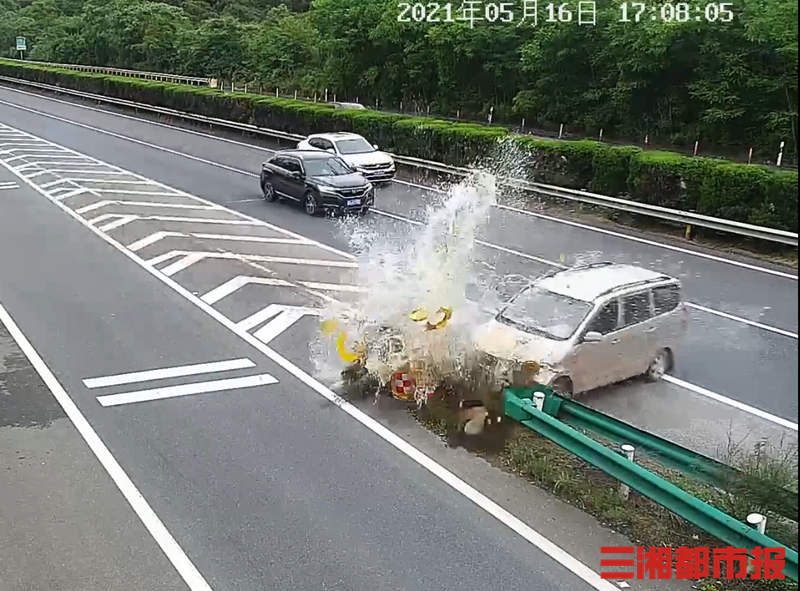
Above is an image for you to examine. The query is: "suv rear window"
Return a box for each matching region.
[653,284,681,315]
[622,291,652,327]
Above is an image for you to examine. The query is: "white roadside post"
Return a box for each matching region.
[294,90,298,100]
[559,123,565,139]
[533,391,546,411]
[694,140,700,157]
[599,128,604,142]
[488,107,494,125]
[619,445,636,501]
[748,147,754,165]
[777,141,786,167]
[325,88,329,102]
[747,514,767,575]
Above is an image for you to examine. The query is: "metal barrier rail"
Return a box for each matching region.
[0,58,212,86]
[506,386,797,520]
[0,70,796,247]
[504,388,799,582]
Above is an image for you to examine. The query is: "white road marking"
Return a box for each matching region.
[0,103,356,261]
[84,358,257,389]
[161,253,207,277]
[201,276,295,305]
[685,303,798,340]
[0,302,215,591]
[298,281,366,293]
[191,233,309,246]
[0,175,622,590]
[253,307,322,344]
[0,182,18,190]
[128,231,186,252]
[94,189,186,197]
[97,374,279,407]
[98,215,139,232]
[40,178,75,189]
[663,375,798,431]
[77,200,220,215]
[54,188,91,201]
[22,170,51,179]
[237,304,320,333]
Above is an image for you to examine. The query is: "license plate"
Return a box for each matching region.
[347,199,361,207]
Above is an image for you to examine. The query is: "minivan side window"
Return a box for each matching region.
[586,299,619,335]
[653,284,681,315]
[622,291,652,327]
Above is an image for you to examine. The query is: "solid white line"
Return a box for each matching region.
[0,184,19,190]
[685,303,798,340]
[201,276,294,305]
[97,374,278,407]
[84,358,257,389]
[495,204,798,282]
[663,375,798,431]
[0,302,214,591]
[128,231,185,252]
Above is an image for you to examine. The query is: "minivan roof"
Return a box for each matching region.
[539,263,674,303]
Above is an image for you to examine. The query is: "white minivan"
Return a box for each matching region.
[473,263,689,396]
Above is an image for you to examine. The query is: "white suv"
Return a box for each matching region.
[473,263,689,396]
[297,132,396,183]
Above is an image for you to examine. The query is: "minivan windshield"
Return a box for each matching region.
[305,157,353,177]
[336,137,374,155]
[497,287,593,341]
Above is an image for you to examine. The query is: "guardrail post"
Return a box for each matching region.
[533,391,546,412]
[685,224,693,240]
[747,514,768,575]
[619,444,636,500]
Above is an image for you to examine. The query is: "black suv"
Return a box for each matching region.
[260,150,375,216]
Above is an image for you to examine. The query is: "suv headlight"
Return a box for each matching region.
[318,185,338,195]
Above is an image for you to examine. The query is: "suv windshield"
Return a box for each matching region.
[498,287,593,341]
[336,137,374,155]
[304,157,353,177]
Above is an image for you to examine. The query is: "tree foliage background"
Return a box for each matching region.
[1,0,796,155]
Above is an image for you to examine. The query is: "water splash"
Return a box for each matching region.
[312,171,500,395]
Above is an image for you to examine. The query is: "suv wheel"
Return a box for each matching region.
[552,377,574,398]
[645,349,671,382]
[304,191,321,216]
[262,180,277,202]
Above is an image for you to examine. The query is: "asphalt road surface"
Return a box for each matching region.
[0,81,795,589]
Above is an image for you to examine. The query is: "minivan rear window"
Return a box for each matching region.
[654,284,681,315]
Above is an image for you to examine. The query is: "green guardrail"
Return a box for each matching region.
[508,386,797,521]
[505,388,799,583]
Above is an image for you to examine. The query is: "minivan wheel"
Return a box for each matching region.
[552,377,574,398]
[262,180,277,202]
[645,349,671,382]
[304,191,320,216]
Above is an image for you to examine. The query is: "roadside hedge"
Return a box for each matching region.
[2,60,796,233]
